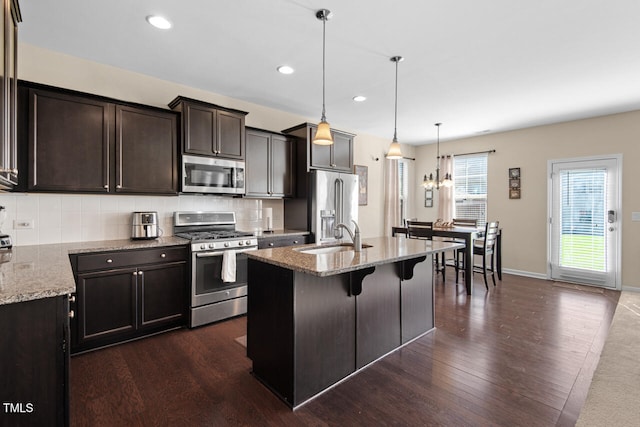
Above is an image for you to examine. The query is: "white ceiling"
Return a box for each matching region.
[18,0,640,145]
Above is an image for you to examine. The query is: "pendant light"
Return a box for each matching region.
[386,56,404,159]
[313,9,334,146]
[422,123,453,189]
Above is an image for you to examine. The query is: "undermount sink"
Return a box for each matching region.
[295,243,372,255]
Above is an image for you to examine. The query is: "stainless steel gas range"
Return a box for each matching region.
[174,211,258,328]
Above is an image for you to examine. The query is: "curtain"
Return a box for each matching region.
[438,155,454,221]
[383,158,401,236]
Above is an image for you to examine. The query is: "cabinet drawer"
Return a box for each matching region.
[258,235,309,249]
[76,246,188,272]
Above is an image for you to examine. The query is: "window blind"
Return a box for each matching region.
[454,154,488,225]
[555,168,606,271]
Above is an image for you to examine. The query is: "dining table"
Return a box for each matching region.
[392,225,502,296]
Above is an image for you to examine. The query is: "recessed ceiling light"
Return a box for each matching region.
[277,65,295,75]
[146,15,172,30]
[353,95,367,102]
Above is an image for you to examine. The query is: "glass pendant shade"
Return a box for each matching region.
[422,173,435,188]
[313,120,334,145]
[386,139,403,160]
[441,173,453,187]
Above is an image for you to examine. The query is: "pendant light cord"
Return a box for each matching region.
[435,122,441,187]
[436,123,440,164]
[393,59,399,141]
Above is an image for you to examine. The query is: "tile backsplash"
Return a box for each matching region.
[0,193,283,247]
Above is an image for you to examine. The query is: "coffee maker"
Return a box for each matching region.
[0,206,12,249]
[131,211,160,240]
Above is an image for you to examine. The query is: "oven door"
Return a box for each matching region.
[191,247,255,307]
[182,154,245,195]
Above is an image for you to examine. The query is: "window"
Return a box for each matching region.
[558,168,606,271]
[398,159,409,224]
[454,154,488,225]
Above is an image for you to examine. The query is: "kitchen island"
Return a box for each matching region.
[246,236,463,408]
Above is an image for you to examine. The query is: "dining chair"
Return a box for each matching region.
[406,221,445,281]
[442,218,478,271]
[406,220,434,239]
[455,221,500,289]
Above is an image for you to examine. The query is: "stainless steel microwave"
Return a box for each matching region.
[182,154,245,195]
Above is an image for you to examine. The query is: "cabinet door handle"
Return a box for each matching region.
[161,253,166,258]
[68,295,76,303]
[132,271,138,276]
[106,259,113,263]
[139,271,144,276]
[103,184,109,190]
[116,184,122,189]
[69,310,75,319]
[268,243,274,247]
[293,240,298,244]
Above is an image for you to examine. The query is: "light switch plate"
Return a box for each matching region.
[632,212,640,222]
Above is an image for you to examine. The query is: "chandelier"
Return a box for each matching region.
[422,123,453,189]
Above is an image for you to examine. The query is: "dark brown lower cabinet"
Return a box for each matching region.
[70,247,187,354]
[400,256,434,343]
[247,255,434,408]
[0,296,70,427]
[355,263,401,368]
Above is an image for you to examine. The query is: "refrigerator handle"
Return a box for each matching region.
[335,178,344,238]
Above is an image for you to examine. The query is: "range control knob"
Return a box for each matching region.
[200,244,206,250]
[246,240,252,246]
[208,243,215,249]
[224,242,230,248]
[238,241,244,246]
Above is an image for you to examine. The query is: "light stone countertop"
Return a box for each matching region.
[0,236,189,306]
[246,236,465,277]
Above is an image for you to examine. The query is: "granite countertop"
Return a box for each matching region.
[246,236,464,277]
[0,236,189,306]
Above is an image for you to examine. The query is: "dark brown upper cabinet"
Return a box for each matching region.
[169,96,248,160]
[23,84,178,195]
[245,128,294,198]
[282,122,355,172]
[115,105,178,194]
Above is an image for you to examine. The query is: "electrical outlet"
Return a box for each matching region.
[632,212,640,222]
[14,219,35,229]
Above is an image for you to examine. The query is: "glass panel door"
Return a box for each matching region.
[549,157,620,288]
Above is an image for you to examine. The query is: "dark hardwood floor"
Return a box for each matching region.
[70,272,619,426]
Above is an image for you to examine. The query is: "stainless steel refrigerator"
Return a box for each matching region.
[309,170,359,243]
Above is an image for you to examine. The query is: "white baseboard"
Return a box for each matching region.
[501,268,547,280]
[503,269,640,292]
